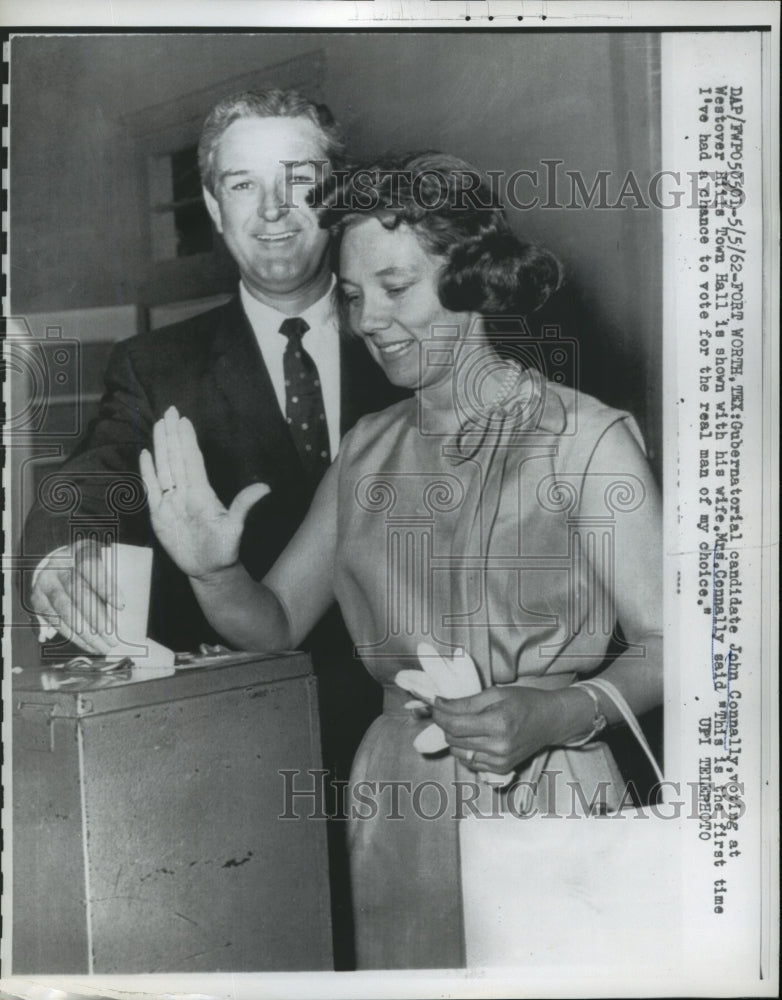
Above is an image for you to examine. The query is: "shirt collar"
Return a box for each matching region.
[239,277,336,340]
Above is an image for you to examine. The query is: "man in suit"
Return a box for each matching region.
[26,88,398,652]
[23,88,401,967]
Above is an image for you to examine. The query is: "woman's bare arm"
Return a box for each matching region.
[140,407,338,651]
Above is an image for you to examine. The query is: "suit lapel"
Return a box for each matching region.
[340,332,408,435]
[340,334,386,434]
[205,299,400,488]
[206,298,302,488]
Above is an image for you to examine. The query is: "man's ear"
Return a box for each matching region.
[202,186,223,233]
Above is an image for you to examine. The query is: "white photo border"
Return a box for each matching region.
[1,3,778,999]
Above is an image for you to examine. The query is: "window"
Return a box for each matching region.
[148,145,214,260]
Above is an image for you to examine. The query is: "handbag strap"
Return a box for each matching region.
[576,677,664,785]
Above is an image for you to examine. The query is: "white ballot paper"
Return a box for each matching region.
[106,543,175,667]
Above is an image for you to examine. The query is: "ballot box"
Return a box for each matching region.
[12,650,333,973]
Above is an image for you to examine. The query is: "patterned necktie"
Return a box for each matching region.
[278,316,331,486]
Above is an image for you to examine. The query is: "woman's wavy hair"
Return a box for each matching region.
[318,152,563,330]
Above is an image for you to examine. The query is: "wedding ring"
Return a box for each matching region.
[465,749,476,763]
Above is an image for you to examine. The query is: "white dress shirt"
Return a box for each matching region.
[239,280,342,460]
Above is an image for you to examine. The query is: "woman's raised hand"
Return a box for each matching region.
[140,407,269,580]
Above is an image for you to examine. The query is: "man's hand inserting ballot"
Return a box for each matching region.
[29,538,123,656]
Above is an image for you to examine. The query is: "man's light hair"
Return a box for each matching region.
[198,87,345,194]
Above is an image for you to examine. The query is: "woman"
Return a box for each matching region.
[140,153,662,970]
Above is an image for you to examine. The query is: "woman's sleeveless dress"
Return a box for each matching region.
[333,372,646,969]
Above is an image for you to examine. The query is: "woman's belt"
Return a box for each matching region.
[382,671,577,715]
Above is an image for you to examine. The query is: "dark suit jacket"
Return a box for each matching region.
[23,296,403,653]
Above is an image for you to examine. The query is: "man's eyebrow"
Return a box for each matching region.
[218,169,250,182]
[218,162,318,183]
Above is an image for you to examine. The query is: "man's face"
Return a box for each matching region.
[203,115,331,303]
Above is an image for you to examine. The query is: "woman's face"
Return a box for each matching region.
[339,218,472,390]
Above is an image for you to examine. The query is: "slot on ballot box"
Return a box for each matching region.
[12,649,333,973]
